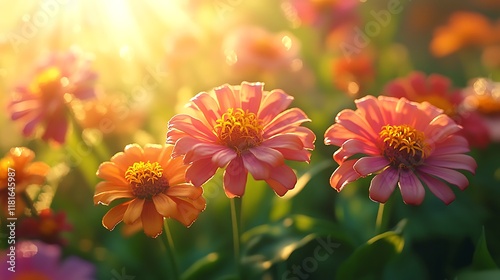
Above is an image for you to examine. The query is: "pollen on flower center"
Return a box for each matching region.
[214,108,263,153]
[379,124,430,169]
[125,161,168,199]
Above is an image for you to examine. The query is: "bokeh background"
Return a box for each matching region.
[1,0,500,279]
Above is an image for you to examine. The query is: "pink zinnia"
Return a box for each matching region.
[167,82,315,197]
[324,95,477,205]
[384,71,491,148]
[8,49,97,144]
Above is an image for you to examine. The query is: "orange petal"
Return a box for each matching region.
[152,193,176,218]
[97,162,128,185]
[102,202,129,231]
[94,190,134,205]
[123,198,145,224]
[141,200,164,238]
[166,184,202,200]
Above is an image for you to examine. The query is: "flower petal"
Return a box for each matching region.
[93,190,134,206]
[353,156,390,176]
[152,193,177,218]
[166,184,203,200]
[369,168,399,203]
[265,165,297,196]
[425,154,476,174]
[354,96,387,132]
[171,136,203,157]
[212,148,238,167]
[431,135,470,156]
[96,162,128,185]
[123,198,145,224]
[258,89,294,123]
[418,172,455,205]
[425,114,462,144]
[249,146,284,167]
[168,114,217,142]
[189,92,221,126]
[324,123,370,147]
[185,158,219,187]
[223,157,248,198]
[398,170,425,205]
[262,134,304,150]
[329,159,361,192]
[242,152,271,180]
[141,200,164,238]
[214,84,238,112]
[102,202,129,231]
[417,165,469,190]
[335,109,378,143]
[333,139,380,164]
[263,108,311,138]
[240,82,263,113]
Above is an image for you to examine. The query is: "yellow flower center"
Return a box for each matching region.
[214,108,263,154]
[379,125,430,169]
[125,161,168,199]
[30,67,63,99]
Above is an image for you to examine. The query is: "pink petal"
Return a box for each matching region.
[212,148,238,167]
[333,139,380,164]
[184,143,226,163]
[249,146,284,167]
[428,73,451,96]
[290,126,316,149]
[369,168,399,203]
[335,109,377,142]
[242,152,271,180]
[223,157,248,198]
[417,165,469,190]
[354,96,387,132]
[384,81,407,98]
[274,148,311,162]
[431,135,470,156]
[425,114,461,144]
[265,164,297,196]
[185,158,219,187]
[425,154,477,174]
[214,84,238,112]
[240,82,263,113]
[409,72,427,95]
[189,92,221,126]
[353,156,390,176]
[324,123,370,147]
[168,114,217,142]
[329,159,361,192]
[398,170,425,205]
[123,198,145,224]
[263,108,311,138]
[258,89,294,123]
[418,172,455,205]
[171,136,203,157]
[262,134,304,150]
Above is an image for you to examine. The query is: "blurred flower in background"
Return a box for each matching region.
[222,26,301,76]
[463,77,500,142]
[94,144,206,238]
[332,51,375,97]
[18,209,73,246]
[324,95,476,205]
[0,241,94,280]
[7,49,97,144]
[430,11,500,57]
[283,0,359,30]
[384,71,491,148]
[0,147,50,217]
[167,82,315,197]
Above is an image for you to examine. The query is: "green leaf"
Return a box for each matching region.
[472,228,498,270]
[336,231,405,280]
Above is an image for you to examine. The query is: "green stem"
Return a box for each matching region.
[230,197,242,278]
[375,197,393,235]
[162,219,180,280]
[22,193,38,217]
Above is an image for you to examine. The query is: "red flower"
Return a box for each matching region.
[18,209,72,246]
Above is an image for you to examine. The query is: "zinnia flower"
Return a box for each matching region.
[384,71,491,148]
[223,26,300,74]
[8,49,97,144]
[166,82,315,197]
[0,240,94,280]
[283,0,359,30]
[18,209,73,246]
[332,52,374,97]
[0,147,50,217]
[324,95,476,205]
[94,144,206,238]
[430,11,499,57]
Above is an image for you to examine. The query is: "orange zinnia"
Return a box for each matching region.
[94,144,205,238]
[0,147,50,217]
